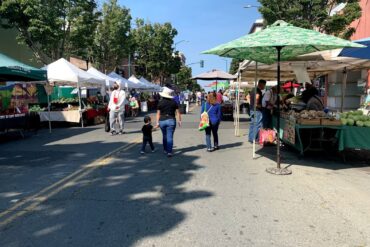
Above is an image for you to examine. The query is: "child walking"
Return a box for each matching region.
[141,116,155,154]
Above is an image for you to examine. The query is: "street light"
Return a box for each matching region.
[221,58,229,72]
[174,40,189,50]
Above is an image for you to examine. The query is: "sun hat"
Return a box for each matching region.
[159,87,174,99]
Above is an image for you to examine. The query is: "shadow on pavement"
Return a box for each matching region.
[0,141,213,247]
[256,145,370,170]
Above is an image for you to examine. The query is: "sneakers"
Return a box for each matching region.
[167,153,173,157]
[151,149,156,153]
[118,131,126,135]
[110,131,117,136]
[140,151,145,154]
[206,148,214,152]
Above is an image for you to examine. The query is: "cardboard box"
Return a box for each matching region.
[297,118,321,125]
[321,118,342,126]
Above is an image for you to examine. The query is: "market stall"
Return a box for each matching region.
[0,53,47,135]
[45,58,105,127]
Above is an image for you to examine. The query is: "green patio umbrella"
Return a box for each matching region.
[203,20,365,175]
[0,53,47,81]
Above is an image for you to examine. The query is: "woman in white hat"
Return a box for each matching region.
[108,81,126,135]
[155,87,182,157]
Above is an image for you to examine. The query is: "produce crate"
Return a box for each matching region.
[321,119,342,126]
[297,118,320,125]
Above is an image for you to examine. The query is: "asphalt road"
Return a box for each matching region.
[1,106,370,247]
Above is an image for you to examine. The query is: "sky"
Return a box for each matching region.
[115,0,262,88]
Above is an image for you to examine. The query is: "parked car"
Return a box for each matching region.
[221,100,234,121]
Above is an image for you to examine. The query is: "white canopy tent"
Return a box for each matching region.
[87,67,116,87]
[46,58,105,86]
[108,72,141,89]
[46,58,105,127]
[128,75,149,90]
[139,77,162,92]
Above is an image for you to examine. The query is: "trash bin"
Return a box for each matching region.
[242,106,247,114]
[179,104,186,114]
[185,101,189,113]
[141,101,148,113]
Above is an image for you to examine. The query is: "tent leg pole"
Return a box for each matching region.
[266,46,292,175]
[47,93,51,133]
[78,85,84,128]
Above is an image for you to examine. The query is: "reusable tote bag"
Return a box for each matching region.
[198,104,212,131]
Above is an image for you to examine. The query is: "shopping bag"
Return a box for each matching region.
[105,114,110,132]
[258,129,276,146]
[198,104,212,131]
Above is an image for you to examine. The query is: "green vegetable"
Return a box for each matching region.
[356,120,364,127]
[355,110,364,115]
[364,121,370,128]
[347,119,355,126]
[341,119,348,125]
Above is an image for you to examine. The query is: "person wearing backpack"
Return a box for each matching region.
[201,92,222,152]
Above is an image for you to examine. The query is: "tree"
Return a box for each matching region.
[258,0,361,39]
[229,58,244,75]
[92,0,131,72]
[0,0,100,64]
[132,19,181,83]
[176,66,194,90]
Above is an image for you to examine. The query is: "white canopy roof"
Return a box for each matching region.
[128,75,148,89]
[139,77,162,91]
[87,67,116,87]
[108,72,140,89]
[46,58,105,86]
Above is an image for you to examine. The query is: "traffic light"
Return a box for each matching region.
[200,60,204,68]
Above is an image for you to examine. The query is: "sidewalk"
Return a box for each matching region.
[0,106,370,247]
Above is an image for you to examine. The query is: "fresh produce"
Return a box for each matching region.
[339,109,370,127]
[347,119,355,126]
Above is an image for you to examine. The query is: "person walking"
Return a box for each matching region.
[201,92,222,152]
[248,79,266,143]
[155,87,182,157]
[140,116,155,154]
[108,81,126,135]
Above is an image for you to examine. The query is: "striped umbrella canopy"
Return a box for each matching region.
[202,20,365,173]
[203,20,364,64]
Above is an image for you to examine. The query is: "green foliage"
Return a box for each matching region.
[92,0,131,72]
[258,0,361,39]
[229,58,244,74]
[0,0,100,63]
[175,66,196,90]
[132,19,181,82]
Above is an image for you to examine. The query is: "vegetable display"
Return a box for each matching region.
[340,110,370,127]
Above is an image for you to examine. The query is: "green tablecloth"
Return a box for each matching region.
[273,117,342,155]
[338,126,370,151]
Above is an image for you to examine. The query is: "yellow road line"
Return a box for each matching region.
[0,137,141,227]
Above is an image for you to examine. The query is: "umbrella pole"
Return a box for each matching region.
[266,46,292,175]
[253,62,258,159]
[341,68,347,113]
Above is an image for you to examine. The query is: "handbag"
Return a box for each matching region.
[258,128,276,146]
[198,104,213,131]
[105,114,110,132]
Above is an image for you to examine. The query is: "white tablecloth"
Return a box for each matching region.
[39,111,81,123]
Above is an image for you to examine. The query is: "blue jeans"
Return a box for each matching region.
[205,122,219,149]
[141,137,154,152]
[262,108,272,129]
[248,110,263,142]
[159,119,176,154]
